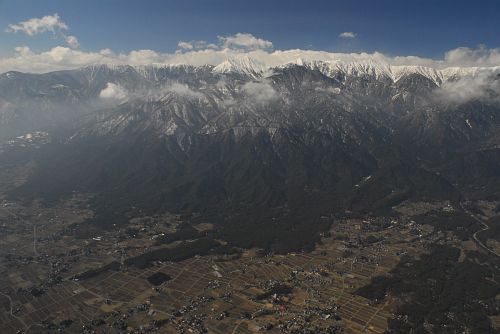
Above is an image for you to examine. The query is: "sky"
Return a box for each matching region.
[0,0,499,73]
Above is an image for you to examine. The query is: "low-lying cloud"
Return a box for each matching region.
[434,70,500,104]
[242,80,278,104]
[161,82,203,99]
[444,45,500,68]
[314,86,341,94]
[99,83,128,101]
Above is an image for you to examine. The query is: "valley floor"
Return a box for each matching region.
[1,195,497,333]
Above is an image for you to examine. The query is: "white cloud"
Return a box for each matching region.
[175,33,273,53]
[3,31,500,106]
[434,70,500,104]
[6,13,68,36]
[65,35,80,48]
[1,31,500,75]
[162,82,203,98]
[6,14,81,51]
[218,33,273,50]
[177,41,193,50]
[177,40,218,52]
[99,83,128,101]
[0,46,108,73]
[339,32,357,39]
[126,49,164,64]
[444,46,500,67]
[242,80,278,104]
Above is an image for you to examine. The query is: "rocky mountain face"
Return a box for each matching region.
[2,59,500,251]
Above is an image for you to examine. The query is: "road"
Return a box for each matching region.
[460,202,500,257]
[0,292,28,330]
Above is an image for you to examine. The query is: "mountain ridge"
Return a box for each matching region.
[1,56,499,253]
[3,56,500,84]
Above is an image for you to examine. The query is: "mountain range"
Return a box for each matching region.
[2,57,500,252]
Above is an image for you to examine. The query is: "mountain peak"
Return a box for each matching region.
[212,56,266,78]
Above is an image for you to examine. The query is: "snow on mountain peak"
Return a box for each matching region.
[212,56,267,78]
[78,58,499,88]
[275,59,495,86]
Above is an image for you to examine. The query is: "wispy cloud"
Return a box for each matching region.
[242,80,278,104]
[339,32,357,39]
[6,13,81,49]
[162,82,203,99]
[6,13,68,36]
[177,41,194,50]
[176,33,271,53]
[314,86,341,94]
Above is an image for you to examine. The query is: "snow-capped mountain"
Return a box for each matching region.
[2,57,497,139]
[212,56,268,78]
[2,59,500,251]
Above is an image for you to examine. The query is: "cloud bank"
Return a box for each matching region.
[443,46,500,68]
[3,42,500,75]
[2,15,500,75]
[434,70,500,104]
[3,14,500,108]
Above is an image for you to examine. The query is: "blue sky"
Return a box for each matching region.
[1,0,499,57]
